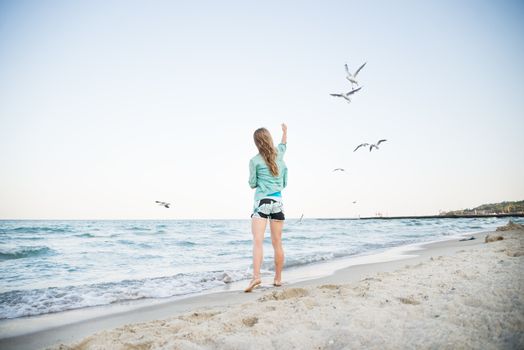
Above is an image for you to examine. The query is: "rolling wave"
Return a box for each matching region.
[0,246,55,261]
[0,270,246,319]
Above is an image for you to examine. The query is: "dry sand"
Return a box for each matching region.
[49,229,524,350]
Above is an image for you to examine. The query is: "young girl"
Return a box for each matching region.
[244,123,288,292]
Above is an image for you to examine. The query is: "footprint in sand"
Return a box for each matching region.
[258,288,309,302]
[505,249,524,257]
[242,316,258,327]
[318,284,341,290]
[398,296,420,305]
[180,310,221,322]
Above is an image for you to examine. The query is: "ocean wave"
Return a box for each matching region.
[405,221,424,226]
[11,226,70,234]
[115,239,154,249]
[124,226,152,232]
[283,235,322,241]
[279,253,337,270]
[0,233,44,240]
[176,240,197,247]
[74,233,96,238]
[227,239,252,245]
[0,270,248,319]
[361,242,389,250]
[0,246,55,261]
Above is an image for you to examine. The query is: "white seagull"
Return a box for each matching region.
[330,86,362,103]
[369,139,387,152]
[353,143,369,152]
[354,139,387,152]
[345,62,367,87]
[155,201,171,208]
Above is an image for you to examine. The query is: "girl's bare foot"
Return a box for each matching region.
[244,278,261,292]
[273,279,282,287]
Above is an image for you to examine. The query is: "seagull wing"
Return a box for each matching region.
[346,86,362,96]
[353,143,369,152]
[330,93,343,97]
[344,63,351,77]
[353,62,367,77]
[377,139,387,145]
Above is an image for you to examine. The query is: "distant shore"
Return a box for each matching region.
[319,213,524,220]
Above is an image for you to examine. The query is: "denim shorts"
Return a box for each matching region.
[251,197,285,221]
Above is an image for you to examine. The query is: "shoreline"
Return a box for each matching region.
[0,229,505,350]
[0,229,475,336]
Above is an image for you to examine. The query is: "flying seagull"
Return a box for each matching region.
[330,86,362,103]
[297,214,304,224]
[333,168,345,172]
[352,201,357,204]
[354,139,387,152]
[369,139,387,152]
[353,143,369,152]
[155,201,171,208]
[345,62,367,87]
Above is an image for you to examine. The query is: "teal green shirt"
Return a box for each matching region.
[249,143,288,201]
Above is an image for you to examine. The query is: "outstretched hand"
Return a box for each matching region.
[281,123,287,144]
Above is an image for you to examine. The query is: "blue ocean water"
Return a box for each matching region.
[0,217,522,320]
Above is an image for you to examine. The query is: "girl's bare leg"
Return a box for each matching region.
[270,219,284,284]
[245,217,267,292]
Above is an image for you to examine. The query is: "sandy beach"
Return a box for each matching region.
[2,0,523,348]
[1,225,521,350]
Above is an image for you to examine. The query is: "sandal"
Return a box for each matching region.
[244,278,261,293]
[273,280,282,287]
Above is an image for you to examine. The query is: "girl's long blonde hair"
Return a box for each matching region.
[253,127,279,177]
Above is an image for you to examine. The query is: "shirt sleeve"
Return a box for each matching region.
[248,159,257,189]
[277,143,286,156]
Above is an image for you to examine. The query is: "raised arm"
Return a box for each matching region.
[281,123,287,144]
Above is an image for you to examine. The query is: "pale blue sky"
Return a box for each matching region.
[1,0,523,219]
